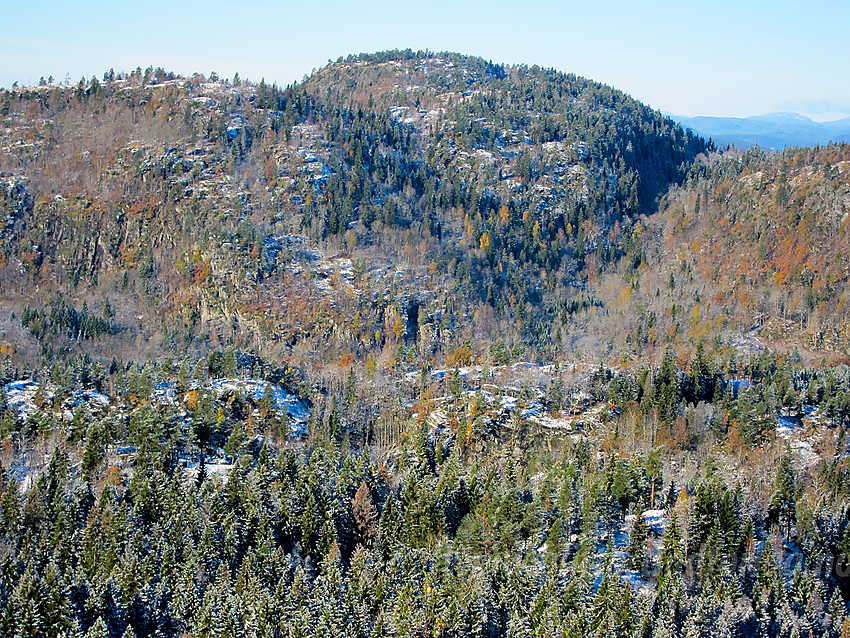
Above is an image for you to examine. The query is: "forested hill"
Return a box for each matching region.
[303,51,704,218]
[0,51,705,378]
[629,144,850,359]
[3,53,850,638]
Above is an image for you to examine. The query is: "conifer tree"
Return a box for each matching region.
[85,617,110,638]
[628,506,649,576]
[769,450,796,537]
[352,481,378,547]
[196,452,207,487]
[657,511,687,627]
[0,476,22,536]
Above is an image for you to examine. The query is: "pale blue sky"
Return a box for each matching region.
[2,0,848,120]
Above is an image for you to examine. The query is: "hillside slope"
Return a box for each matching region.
[0,52,705,378]
[623,145,850,361]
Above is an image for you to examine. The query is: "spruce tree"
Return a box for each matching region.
[85,617,110,638]
[627,506,649,576]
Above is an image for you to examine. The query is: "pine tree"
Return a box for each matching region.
[545,517,563,569]
[716,489,740,561]
[43,561,74,637]
[828,587,846,632]
[224,421,247,458]
[377,491,401,559]
[328,396,341,445]
[652,609,678,638]
[300,494,321,555]
[345,367,357,408]
[0,476,22,536]
[698,528,723,596]
[656,348,680,424]
[176,359,190,394]
[753,538,784,633]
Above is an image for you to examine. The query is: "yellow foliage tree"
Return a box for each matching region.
[392,314,405,340]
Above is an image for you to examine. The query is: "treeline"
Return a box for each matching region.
[22,301,116,344]
[589,347,850,448]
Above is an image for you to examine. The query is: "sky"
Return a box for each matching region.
[2,0,848,121]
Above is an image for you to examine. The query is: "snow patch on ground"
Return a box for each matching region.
[775,415,822,469]
[211,378,310,436]
[183,454,235,484]
[625,509,669,536]
[4,380,53,422]
[64,389,111,412]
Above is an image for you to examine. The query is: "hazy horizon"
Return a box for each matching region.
[2,0,848,121]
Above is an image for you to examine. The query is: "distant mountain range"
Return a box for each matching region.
[671,112,850,150]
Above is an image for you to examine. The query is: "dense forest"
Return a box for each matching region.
[0,51,849,637]
[1,346,850,637]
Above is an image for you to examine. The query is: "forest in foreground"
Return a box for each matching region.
[0,345,849,638]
